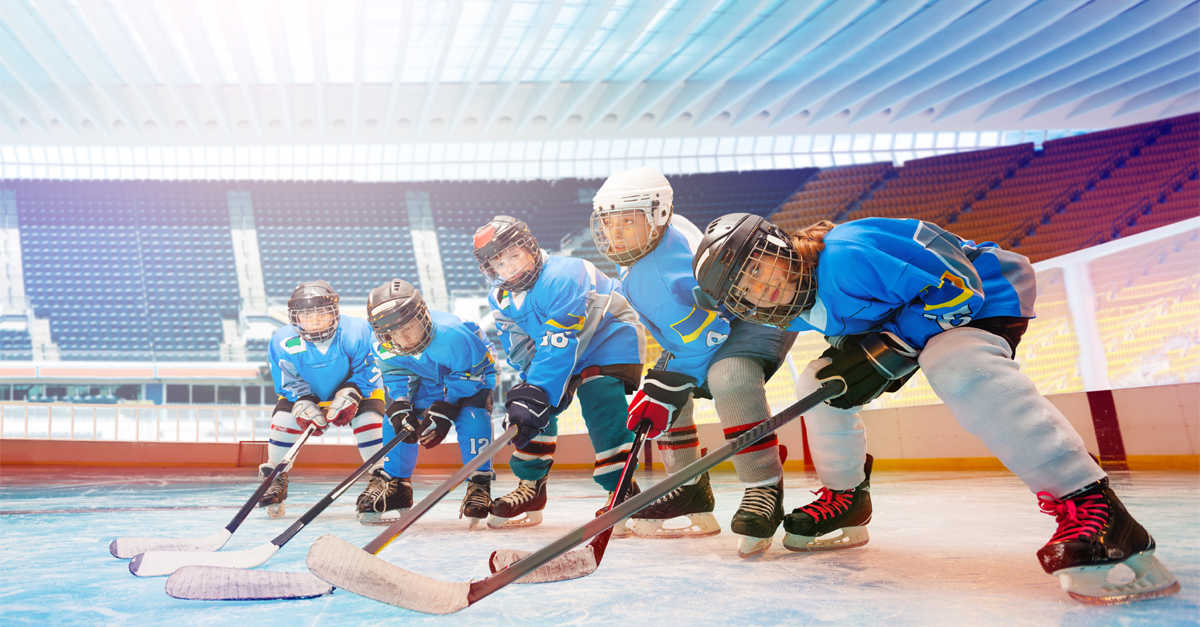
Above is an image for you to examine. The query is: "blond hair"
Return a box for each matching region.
[789,220,835,263]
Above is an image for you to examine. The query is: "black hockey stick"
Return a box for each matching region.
[485,420,651,583]
[306,381,844,614]
[130,424,414,577]
[165,425,518,600]
[109,424,318,559]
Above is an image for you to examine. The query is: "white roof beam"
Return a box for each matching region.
[1113,73,1200,117]
[890,0,1143,124]
[743,0,984,129]
[616,0,775,133]
[263,0,295,137]
[72,0,195,138]
[833,0,1069,126]
[0,72,51,136]
[350,0,365,138]
[1025,35,1197,119]
[447,0,514,136]
[1069,54,1200,118]
[1159,90,1200,117]
[0,102,18,134]
[309,0,327,138]
[381,0,413,139]
[582,0,720,132]
[933,0,1181,123]
[415,0,465,136]
[1,1,119,137]
[0,34,81,136]
[514,0,618,132]
[481,0,565,133]
[978,4,1199,122]
[163,0,238,138]
[213,0,266,138]
[547,0,671,133]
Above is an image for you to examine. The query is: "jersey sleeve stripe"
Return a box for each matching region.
[670,307,718,343]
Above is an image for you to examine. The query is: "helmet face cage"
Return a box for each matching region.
[590,204,666,265]
[289,301,340,342]
[478,235,543,292]
[374,306,434,355]
[723,232,816,327]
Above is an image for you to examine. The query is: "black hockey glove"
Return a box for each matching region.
[503,383,552,449]
[627,370,697,439]
[408,401,458,449]
[817,332,920,410]
[385,400,419,444]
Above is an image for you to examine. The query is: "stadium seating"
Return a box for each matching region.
[771,162,894,232]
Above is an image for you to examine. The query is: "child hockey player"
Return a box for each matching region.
[692,214,1179,604]
[264,280,391,520]
[591,167,798,557]
[474,215,646,531]
[366,279,498,528]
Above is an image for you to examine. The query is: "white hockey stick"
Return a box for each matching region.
[108,424,316,559]
[164,426,517,601]
[306,383,844,614]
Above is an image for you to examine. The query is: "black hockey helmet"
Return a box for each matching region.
[693,213,816,326]
[367,279,434,355]
[288,280,340,342]
[473,215,543,292]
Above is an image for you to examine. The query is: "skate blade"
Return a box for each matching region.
[1056,551,1181,605]
[266,503,285,519]
[783,526,869,552]
[736,534,773,559]
[610,519,632,540]
[467,517,484,531]
[629,514,722,539]
[486,510,543,529]
[357,508,410,526]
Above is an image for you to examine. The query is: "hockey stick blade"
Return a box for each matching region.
[314,383,843,613]
[166,566,332,601]
[109,425,317,559]
[170,427,517,601]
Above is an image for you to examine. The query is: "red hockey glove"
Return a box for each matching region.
[627,370,696,439]
[326,386,362,426]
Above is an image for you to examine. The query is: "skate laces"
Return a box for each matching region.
[738,485,779,518]
[501,480,539,506]
[800,487,853,521]
[1037,491,1109,543]
[362,476,398,513]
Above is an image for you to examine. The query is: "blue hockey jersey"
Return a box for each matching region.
[489,253,646,407]
[268,316,384,403]
[372,310,498,409]
[620,221,730,384]
[785,218,1036,348]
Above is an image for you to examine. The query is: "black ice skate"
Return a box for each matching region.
[257,464,289,519]
[1036,478,1179,604]
[460,472,492,531]
[730,480,784,558]
[629,472,720,539]
[596,478,640,539]
[356,468,413,526]
[488,476,548,529]
[783,454,873,552]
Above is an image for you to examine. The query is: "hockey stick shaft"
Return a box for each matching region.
[224,424,318,533]
[363,425,519,555]
[467,381,843,604]
[580,420,650,564]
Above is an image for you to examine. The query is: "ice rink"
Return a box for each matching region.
[2,466,1196,626]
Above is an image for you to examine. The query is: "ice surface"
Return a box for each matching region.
[1,466,1196,626]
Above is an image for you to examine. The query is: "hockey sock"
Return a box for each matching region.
[510,414,557,482]
[267,410,304,469]
[454,406,496,474]
[578,376,636,492]
[657,399,701,485]
[709,357,783,488]
[352,410,386,465]
[921,327,1106,496]
[794,357,869,491]
[379,410,419,478]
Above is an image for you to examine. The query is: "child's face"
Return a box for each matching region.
[734,252,802,309]
[384,317,427,353]
[492,246,536,282]
[298,310,336,335]
[600,210,652,255]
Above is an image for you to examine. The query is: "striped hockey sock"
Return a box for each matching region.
[267,410,304,469]
[577,376,636,492]
[657,399,700,485]
[710,357,783,488]
[351,410,385,466]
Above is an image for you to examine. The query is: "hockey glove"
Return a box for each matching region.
[292,396,328,437]
[325,386,362,426]
[503,383,552,449]
[627,369,697,439]
[817,332,920,410]
[386,400,419,444]
[409,401,457,449]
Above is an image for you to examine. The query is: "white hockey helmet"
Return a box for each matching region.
[590,166,674,265]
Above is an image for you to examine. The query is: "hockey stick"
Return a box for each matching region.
[306,381,845,614]
[486,420,651,583]
[109,424,318,559]
[164,425,518,600]
[130,424,413,577]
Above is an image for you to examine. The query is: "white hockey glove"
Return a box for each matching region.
[292,396,328,436]
[326,386,362,426]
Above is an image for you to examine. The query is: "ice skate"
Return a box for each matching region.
[784,454,872,552]
[596,478,640,539]
[488,476,547,529]
[257,464,289,519]
[629,472,720,539]
[731,481,783,558]
[1037,478,1179,604]
[460,472,492,531]
[355,468,413,526]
